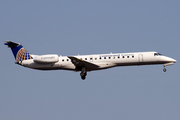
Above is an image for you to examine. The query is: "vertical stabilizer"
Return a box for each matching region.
[4,41,33,62]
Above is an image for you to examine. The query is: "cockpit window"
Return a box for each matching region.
[154,53,158,56]
[154,53,162,56]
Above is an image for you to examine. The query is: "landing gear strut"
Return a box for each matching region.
[80,67,87,80]
[163,64,167,72]
[163,62,174,72]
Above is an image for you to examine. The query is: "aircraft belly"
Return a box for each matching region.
[98,63,117,69]
[26,62,76,71]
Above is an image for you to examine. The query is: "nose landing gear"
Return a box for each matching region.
[163,67,166,72]
[163,62,174,72]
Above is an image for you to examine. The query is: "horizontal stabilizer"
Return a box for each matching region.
[4,41,20,48]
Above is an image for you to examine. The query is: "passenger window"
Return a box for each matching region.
[113,56,115,59]
[109,57,111,59]
[62,59,64,62]
[95,58,97,60]
[127,56,129,58]
[67,59,69,61]
[104,57,106,59]
[85,58,87,60]
[122,56,124,58]
[99,57,101,59]
[132,56,134,58]
[118,56,120,59]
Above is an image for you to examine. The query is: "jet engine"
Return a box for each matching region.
[33,54,59,64]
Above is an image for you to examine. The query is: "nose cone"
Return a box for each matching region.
[173,58,177,63]
[164,56,177,63]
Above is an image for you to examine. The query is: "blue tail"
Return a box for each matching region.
[4,41,33,62]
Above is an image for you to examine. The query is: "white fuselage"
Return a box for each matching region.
[5,41,176,80]
[21,51,176,71]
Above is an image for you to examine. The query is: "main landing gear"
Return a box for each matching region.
[80,67,87,80]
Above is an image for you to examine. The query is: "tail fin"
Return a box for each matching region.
[4,41,33,62]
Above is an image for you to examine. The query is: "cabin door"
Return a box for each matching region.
[138,54,143,62]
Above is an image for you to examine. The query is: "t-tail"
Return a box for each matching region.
[4,41,33,63]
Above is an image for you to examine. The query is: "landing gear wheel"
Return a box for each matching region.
[81,76,86,80]
[163,68,166,72]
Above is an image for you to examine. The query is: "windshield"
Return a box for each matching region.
[154,53,162,56]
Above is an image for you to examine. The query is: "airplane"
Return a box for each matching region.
[5,41,177,80]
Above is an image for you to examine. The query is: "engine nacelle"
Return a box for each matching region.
[33,54,59,64]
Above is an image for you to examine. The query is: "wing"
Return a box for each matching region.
[68,56,99,71]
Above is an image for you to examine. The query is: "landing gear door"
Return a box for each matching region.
[138,54,143,62]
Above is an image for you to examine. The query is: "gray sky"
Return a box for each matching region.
[0,0,180,120]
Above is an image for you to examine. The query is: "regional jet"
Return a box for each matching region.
[5,41,177,80]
